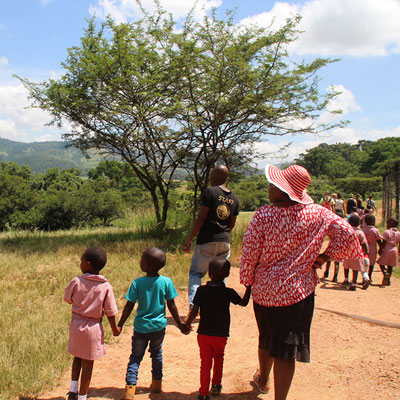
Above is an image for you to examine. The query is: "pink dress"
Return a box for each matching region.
[64,273,118,360]
[240,203,363,307]
[343,228,368,271]
[377,228,400,267]
[362,225,382,265]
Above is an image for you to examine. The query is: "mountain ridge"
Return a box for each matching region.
[0,137,103,174]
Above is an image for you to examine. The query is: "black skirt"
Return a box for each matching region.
[253,292,315,363]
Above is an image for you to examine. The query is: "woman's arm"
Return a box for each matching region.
[323,217,363,261]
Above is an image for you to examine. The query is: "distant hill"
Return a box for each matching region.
[0,137,104,174]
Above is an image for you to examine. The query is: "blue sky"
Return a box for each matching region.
[1,0,400,165]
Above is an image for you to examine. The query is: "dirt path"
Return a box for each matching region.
[39,267,400,400]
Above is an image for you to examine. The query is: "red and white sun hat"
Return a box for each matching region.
[265,164,314,204]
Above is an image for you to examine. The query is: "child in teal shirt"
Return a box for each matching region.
[118,247,189,400]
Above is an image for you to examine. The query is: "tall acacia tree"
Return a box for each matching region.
[19,15,192,226]
[173,11,346,201]
[20,4,346,224]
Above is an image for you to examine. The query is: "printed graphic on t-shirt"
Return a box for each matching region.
[217,204,230,220]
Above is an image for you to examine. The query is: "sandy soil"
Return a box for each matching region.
[38,266,400,400]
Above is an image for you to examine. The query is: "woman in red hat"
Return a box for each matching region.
[240,164,363,400]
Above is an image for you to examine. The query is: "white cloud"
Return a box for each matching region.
[240,0,400,57]
[240,2,299,30]
[89,0,222,23]
[0,119,27,141]
[255,125,400,166]
[318,84,362,124]
[0,84,62,142]
[0,57,8,67]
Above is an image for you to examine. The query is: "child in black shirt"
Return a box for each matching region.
[185,258,251,400]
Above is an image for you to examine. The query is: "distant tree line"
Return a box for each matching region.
[295,137,400,200]
[0,161,152,231]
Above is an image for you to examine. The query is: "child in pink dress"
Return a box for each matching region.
[343,214,370,291]
[64,246,120,400]
[362,213,383,282]
[377,218,400,286]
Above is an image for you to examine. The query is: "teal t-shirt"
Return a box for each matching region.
[126,275,178,333]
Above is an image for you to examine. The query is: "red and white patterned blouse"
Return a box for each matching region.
[240,203,363,307]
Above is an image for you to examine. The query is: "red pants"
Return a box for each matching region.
[197,334,228,396]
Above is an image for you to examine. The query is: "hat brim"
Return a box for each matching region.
[265,165,314,205]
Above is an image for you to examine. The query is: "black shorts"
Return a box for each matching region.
[253,292,315,363]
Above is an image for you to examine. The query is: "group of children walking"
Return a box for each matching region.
[323,210,400,290]
[64,196,399,400]
[64,246,249,400]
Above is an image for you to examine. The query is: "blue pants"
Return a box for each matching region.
[188,242,230,307]
[125,329,165,385]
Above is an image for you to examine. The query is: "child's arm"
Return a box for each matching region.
[107,315,121,336]
[378,240,386,255]
[166,299,190,334]
[238,286,252,306]
[184,305,200,329]
[117,300,135,331]
[361,243,368,255]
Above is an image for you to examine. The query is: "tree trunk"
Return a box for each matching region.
[149,188,162,225]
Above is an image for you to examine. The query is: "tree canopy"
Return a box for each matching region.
[19,5,346,225]
[0,162,126,231]
[296,137,400,179]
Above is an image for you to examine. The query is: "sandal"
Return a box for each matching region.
[253,369,270,394]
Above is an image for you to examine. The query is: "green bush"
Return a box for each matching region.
[334,176,382,199]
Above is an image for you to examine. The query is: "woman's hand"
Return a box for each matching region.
[312,253,329,269]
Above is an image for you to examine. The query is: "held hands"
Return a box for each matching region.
[112,326,122,337]
[178,322,191,335]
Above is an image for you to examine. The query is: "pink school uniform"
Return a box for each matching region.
[377,228,400,267]
[362,225,383,266]
[64,273,118,360]
[343,227,368,271]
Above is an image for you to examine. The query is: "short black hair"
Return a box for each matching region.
[142,247,166,271]
[388,217,399,227]
[209,258,230,280]
[349,213,360,227]
[82,246,107,271]
[365,213,376,226]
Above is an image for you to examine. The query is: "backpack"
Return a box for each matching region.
[323,199,331,209]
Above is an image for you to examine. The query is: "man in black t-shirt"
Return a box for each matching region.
[183,165,239,311]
